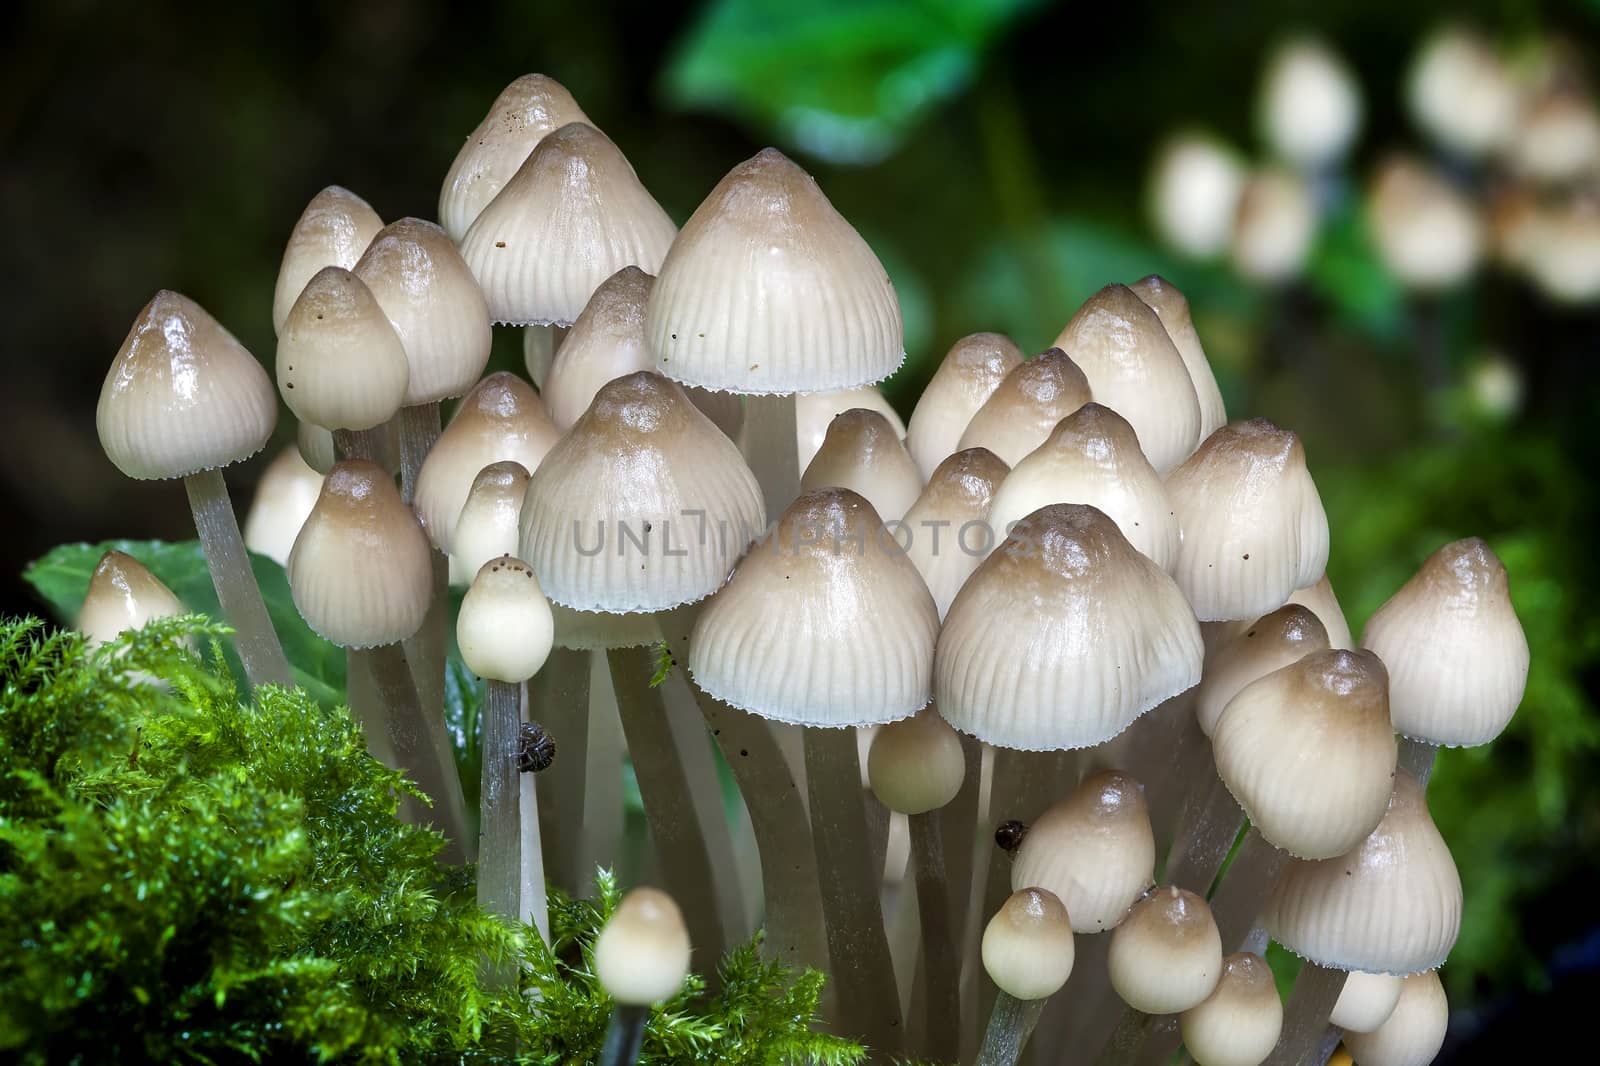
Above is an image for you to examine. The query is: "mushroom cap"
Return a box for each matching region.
[1202,573,1354,652]
[243,446,324,566]
[956,348,1092,467]
[801,408,923,523]
[449,460,530,587]
[288,460,434,648]
[1010,770,1155,933]
[936,503,1202,750]
[796,386,905,471]
[1232,169,1318,283]
[1108,886,1224,1014]
[276,266,410,431]
[272,185,384,336]
[688,488,938,727]
[98,291,278,480]
[519,371,765,613]
[1179,953,1283,1066]
[867,706,967,815]
[593,886,692,1006]
[1406,27,1518,158]
[1196,605,1330,736]
[297,419,336,475]
[542,266,655,431]
[902,447,1010,620]
[646,147,903,394]
[552,602,663,651]
[905,332,1025,479]
[1149,132,1248,259]
[1342,972,1448,1066]
[1330,969,1404,1033]
[461,123,676,327]
[1360,537,1529,748]
[1258,37,1362,169]
[1368,157,1483,290]
[457,555,555,683]
[981,887,1076,1001]
[1129,275,1227,441]
[78,550,186,648]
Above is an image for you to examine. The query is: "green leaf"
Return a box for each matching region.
[21,539,345,708]
[1303,198,1406,341]
[442,653,484,816]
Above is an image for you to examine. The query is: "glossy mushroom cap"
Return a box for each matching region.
[801,408,922,523]
[98,291,278,480]
[449,461,531,587]
[78,551,186,647]
[593,886,692,1006]
[1342,972,1448,1066]
[542,266,655,431]
[1330,970,1404,1033]
[1179,953,1283,1066]
[457,556,555,684]
[1196,605,1330,736]
[905,332,1024,479]
[647,147,903,394]
[462,123,676,327]
[867,707,967,815]
[272,185,384,336]
[243,446,324,566]
[1010,770,1155,932]
[796,386,905,471]
[956,348,1092,467]
[1108,886,1224,1014]
[689,488,938,727]
[1129,275,1227,440]
[902,448,1010,620]
[276,267,410,431]
[981,888,1076,1001]
[936,504,1202,750]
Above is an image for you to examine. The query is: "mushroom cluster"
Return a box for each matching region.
[86,71,1529,1066]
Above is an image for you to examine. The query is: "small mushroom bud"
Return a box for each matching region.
[866,707,966,815]
[1108,886,1223,1014]
[594,887,693,1006]
[982,887,1076,1001]
[1179,953,1283,1066]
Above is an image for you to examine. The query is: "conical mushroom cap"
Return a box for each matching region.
[906,332,1025,479]
[1051,284,1202,474]
[688,488,938,727]
[354,218,493,406]
[593,886,692,1006]
[1196,605,1330,736]
[987,402,1179,571]
[957,348,1093,467]
[1360,537,1529,748]
[1108,886,1223,1014]
[276,267,410,431]
[1368,157,1483,290]
[244,446,324,567]
[647,147,903,394]
[902,447,1010,619]
[520,371,764,613]
[1232,168,1317,283]
[1010,770,1155,932]
[461,123,676,327]
[288,460,434,648]
[542,266,655,431]
[272,185,384,336]
[1166,418,1329,622]
[449,460,530,587]
[1129,275,1227,440]
[796,386,905,470]
[936,504,1202,750]
[438,74,592,242]
[1264,772,1462,975]
[78,550,186,647]
[98,291,277,480]
[457,555,555,684]
[867,706,967,815]
[1179,953,1283,1066]
[413,372,562,552]
[1213,649,1397,859]
[1342,972,1448,1066]
[1203,572,1354,652]
[801,408,922,523]
[1330,970,1404,1033]
[981,888,1076,1001]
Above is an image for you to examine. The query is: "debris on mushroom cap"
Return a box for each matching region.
[797,386,906,472]
[1330,969,1404,1033]
[1130,275,1228,441]
[457,555,555,684]
[905,332,1024,479]
[449,461,531,588]
[981,887,1076,1001]
[1196,604,1330,736]
[1342,971,1448,1066]
[272,185,384,336]
[902,447,1010,620]
[276,266,410,432]
[1108,885,1224,1014]
[957,348,1092,467]
[542,267,656,431]
[801,408,922,524]
[867,706,966,815]
[1179,953,1283,1066]
[647,147,904,395]
[593,886,693,1006]
[78,550,186,648]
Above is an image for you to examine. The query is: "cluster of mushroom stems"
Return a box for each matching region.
[84,71,1530,1066]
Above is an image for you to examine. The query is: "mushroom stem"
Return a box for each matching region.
[740,393,801,519]
[519,692,550,944]
[909,809,960,1057]
[1264,964,1348,1066]
[1208,828,1289,950]
[942,733,984,935]
[1095,1008,1158,1066]
[397,401,441,504]
[183,468,294,690]
[1398,736,1438,786]
[598,1004,649,1066]
[976,990,1048,1066]
[1162,755,1245,891]
[804,724,904,1052]
[477,679,522,962]
[331,427,385,463]
[583,652,627,881]
[532,647,591,894]
[396,401,447,731]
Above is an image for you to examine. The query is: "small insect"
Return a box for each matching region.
[517,722,556,773]
[994,819,1029,853]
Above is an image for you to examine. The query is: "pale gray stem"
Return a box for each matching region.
[1133,1017,1181,1066]
[910,810,960,1058]
[1051,932,1117,1066]
[978,991,1048,1066]
[478,679,522,988]
[184,468,293,691]
[598,1004,649,1066]
[741,392,800,519]
[1265,964,1348,1066]
[397,401,440,505]
[942,733,983,938]
[1209,828,1289,951]
[532,646,590,894]
[1309,1026,1344,1066]
[519,727,549,943]
[397,402,446,724]
[1162,756,1245,892]
[1095,1009,1157,1066]
[1398,737,1438,787]
[583,651,626,881]
[332,426,385,463]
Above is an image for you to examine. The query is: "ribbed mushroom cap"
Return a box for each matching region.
[78,550,186,647]
[1232,169,1318,283]
[438,73,592,243]
[413,372,562,552]
[1108,886,1223,1014]
[1129,275,1227,440]
[646,147,903,394]
[1166,418,1329,622]
[867,706,967,815]
[244,446,324,566]
[796,386,905,471]
[906,332,1025,479]
[288,460,433,648]
[449,461,530,587]
[272,185,384,336]
[936,504,1203,751]
[593,886,692,1006]
[1342,972,1448,1066]
[552,603,662,651]
[1369,158,1483,290]
[1264,772,1462,975]
[354,218,493,406]
[1331,970,1405,1033]
[457,556,555,683]
[902,448,1010,619]
[1360,537,1528,748]
[801,408,922,522]
[957,348,1093,467]
[981,887,1076,1001]
[1010,770,1155,933]
[987,402,1179,572]
[542,266,654,431]
[1179,953,1283,1066]
[298,419,335,475]
[461,123,676,328]
[688,488,938,727]
[1196,605,1330,736]
[1051,284,1202,474]
[1213,648,1397,859]
[276,267,410,431]
[98,291,278,480]
[1204,573,1355,652]
[520,371,764,613]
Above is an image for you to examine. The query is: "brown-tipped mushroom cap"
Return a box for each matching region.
[1330,970,1404,1033]
[449,461,531,587]
[1129,275,1227,441]
[1213,648,1397,859]
[905,332,1025,479]
[272,185,384,336]
[981,887,1076,1001]
[1196,605,1330,735]
[78,550,186,647]
[98,291,278,480]
[287,460,434,648]
[461,123,676,327]
[956,348,1092,467]
[1360,537,1529,748]
[936,504,1202,750]
[796,386,906,471]
[801,408,923,522]
[1342,972,1448,1066]
[1010,770,1155,932]
[902,447,1010,620]
[1264,772,1462,975]
[867,706,967,815]
[688,488,938,727]
[457,555,555,684]
[1179,953,1283,1066]
[1108,886,1224,1014]
[542,266,655,431]
[276,267,410,431]
[1203,572,1355,652]
[1368,157,1483,290]
[1165,418,1329,622]
[593,886,693,1006]
[647,147,903,394]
